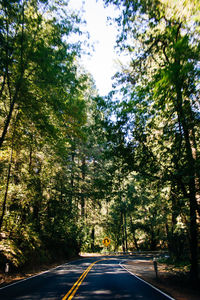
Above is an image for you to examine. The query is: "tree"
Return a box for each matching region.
[0,0,97,267]
[0,0,86,150]
[104,0,200,280]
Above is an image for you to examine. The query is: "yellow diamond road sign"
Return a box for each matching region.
[102,237,111,247]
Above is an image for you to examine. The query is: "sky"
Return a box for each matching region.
[68,0,120,96]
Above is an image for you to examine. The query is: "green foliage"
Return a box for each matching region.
[0,0,101,269]
[0,0,199,282]
[104,0,200,280]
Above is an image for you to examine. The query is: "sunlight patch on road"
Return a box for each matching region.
[62,259,107,300]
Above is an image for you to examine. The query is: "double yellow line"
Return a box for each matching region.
[62,259,105,300]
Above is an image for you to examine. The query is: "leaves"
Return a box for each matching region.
[104,0,200,278]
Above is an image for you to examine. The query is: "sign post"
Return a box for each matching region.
[153,257,158,279]
[102,237,111,250]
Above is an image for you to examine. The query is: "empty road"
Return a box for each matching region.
[0,255,174,300]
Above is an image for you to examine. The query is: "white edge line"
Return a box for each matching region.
[119,261,175,300]
[0,258,81,291]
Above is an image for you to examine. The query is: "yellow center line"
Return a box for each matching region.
[62,259,106,300]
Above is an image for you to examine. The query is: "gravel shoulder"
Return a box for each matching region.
[123,259,200,300]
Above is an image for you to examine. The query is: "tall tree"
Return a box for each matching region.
[104,0,200,280]
[0,0,97,267]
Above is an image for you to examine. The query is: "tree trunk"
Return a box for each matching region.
[0,4,25,149]
[0,148,13,231]
[121,211,125,252]
[130,216,139,250]
[124,211,128,252]
[0,112,18,231]
[174,76,198,281]
[0,100,15,149]
[81,157,86,218]
[91,226,95,252]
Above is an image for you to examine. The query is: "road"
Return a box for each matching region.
[0,255,174,300]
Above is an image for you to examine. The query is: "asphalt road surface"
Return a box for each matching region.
[0,255,174,300]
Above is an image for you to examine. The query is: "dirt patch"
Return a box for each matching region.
[123,259,200,300]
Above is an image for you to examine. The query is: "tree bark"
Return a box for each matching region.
[174,75,198,281]
[0,111,18,232]
[81,157,86,218]
[130,215,139,250]
[0,148,13,231]
[124,211,128,252]
[91,226,95,252]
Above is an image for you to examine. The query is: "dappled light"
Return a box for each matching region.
[0,0,199,299]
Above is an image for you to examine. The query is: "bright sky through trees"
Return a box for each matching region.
[68,0,119,96]
[1,0,199,285]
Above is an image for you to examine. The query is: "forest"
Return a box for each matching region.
[0,0,199,282]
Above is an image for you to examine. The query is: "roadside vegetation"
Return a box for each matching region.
[0,0,199,285]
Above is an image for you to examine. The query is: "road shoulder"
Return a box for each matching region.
[122,259,200,300]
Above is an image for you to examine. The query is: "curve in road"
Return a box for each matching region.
[0,255,175,300]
